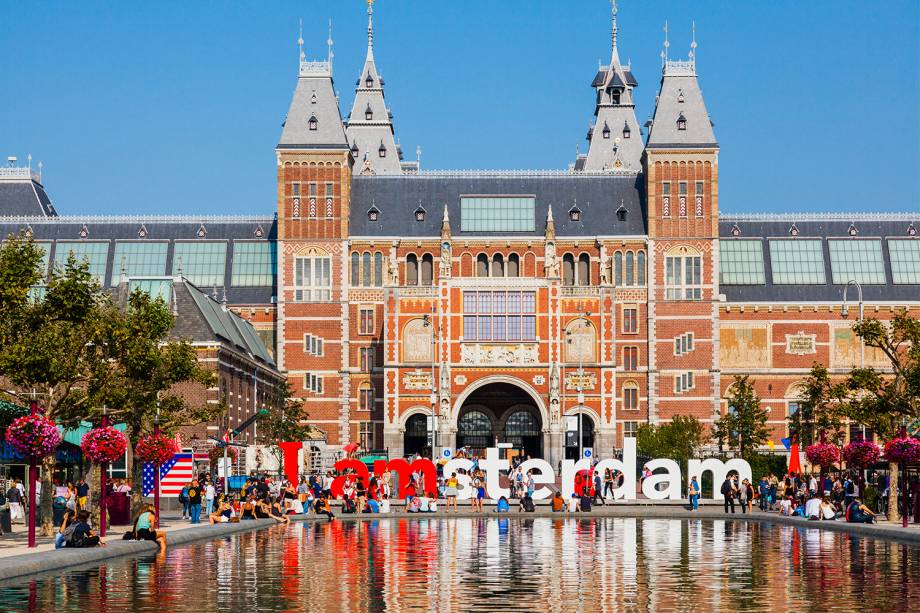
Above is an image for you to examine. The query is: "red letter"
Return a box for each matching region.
[331,458,369,499]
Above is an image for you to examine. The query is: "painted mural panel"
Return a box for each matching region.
[720,324,770,369]
[832,327,889,369]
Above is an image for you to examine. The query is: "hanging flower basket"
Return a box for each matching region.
[208,444,239,465]
[805,442,841,469]
[135,433,180,465]
[842,439,881,469]
[5,414,62,459]
[81,426,128,464]
[883,437,920,465]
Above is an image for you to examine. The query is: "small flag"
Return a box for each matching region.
[767,440,775,451]
[780,437,791,450]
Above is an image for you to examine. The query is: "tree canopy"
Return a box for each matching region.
[712,375,771,458]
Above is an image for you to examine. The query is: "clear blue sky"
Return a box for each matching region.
[2,1,918,216]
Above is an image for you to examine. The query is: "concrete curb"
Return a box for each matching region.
[0,519,279,582]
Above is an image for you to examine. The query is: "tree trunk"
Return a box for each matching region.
[888,461,899,522]
[39,455,55,536]
[88,464,101,530]
[130,452,145,517]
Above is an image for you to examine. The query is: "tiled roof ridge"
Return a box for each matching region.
[0,214,277,223]
[721,213,917,222]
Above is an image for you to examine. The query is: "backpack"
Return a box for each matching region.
[579,496,592,512]
[522,496,535,512]
[179,487,189,503]
[61,523,79,546]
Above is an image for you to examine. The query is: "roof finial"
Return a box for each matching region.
[610,0,619,63]
[327,19,334,74]
[689,21,697,66]
[367,0,375,55]
[298,18,304,65]
[662,20,670,67]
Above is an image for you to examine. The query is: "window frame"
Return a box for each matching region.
[359,307,375,336]
[462,290,536,342]
[888,238,920,284]
[622,305,639,334]
[293,255,332,302]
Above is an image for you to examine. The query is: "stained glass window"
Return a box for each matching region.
[769,239,826,284]
[720,240,765,285]
[828,239,886,284]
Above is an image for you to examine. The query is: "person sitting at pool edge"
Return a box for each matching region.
[520,493,535,512]
[495,496,510,513]
[551,492,565,512]
[314,494,335,520]
[363,497,380,513]
[132,504,167,552]
[379,494,391,513]
[209,497,236,524]
[846,498,877,524]
[67,510,103,548]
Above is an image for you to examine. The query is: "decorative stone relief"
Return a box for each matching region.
[564,320,597,363]
[565,372,596,391]
[453,375,467,386]
[549,364,561,421]
[461,343,538,366]
[386,250,399,286]
[402,371,433,390]
[532,375,546,386]
[402,319,433,363]
[785,331,817,356]
[544,241,560,278]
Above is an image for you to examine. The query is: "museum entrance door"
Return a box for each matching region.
[456,382,543,459]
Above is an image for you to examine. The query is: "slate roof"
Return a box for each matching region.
[0,215,277,305]
[719,215,920,302]
[348,174,646,237]
[646,63,717,149]
[278,65,348,149]
[0,177,57,217]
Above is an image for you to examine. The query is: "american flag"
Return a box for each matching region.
[142,452,194,497]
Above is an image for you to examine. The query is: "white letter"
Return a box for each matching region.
[591,436,637,500]
[687,458,752,500]
[518,459,555,500]
[480,447,509,500]
[641,458,682,500]
[444,458,474,500]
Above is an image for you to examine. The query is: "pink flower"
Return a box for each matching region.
[805,442,841,469]
[135,433,180,465]
[884,437,920,465]
[81,426,128,464]
[5,415,62,459]
[842,439,882,469]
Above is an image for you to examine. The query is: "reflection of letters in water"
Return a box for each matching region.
[403,320,432,363]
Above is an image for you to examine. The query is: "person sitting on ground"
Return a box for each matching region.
[68,510,103,548]
[209,497,235,524]
[520,493,535,512]
[428,493,438,513]
[406,496,421,513]
[846,497,877,524]
[314,495,335,520]
[780,495,794,516]
[132,504,167,552]
[269,499,290,524]
[819,496,837,521]
[418,493,432,513]
[363,497,380,513]
[567,493,579,513]
[805,494,822,520]
[240,496,257,520]
[579,491,593,512]
[792,500,807,518]
[379,494,391,514]
[495,496,510,513]
[551,491,565,512]
[55,508,77,549]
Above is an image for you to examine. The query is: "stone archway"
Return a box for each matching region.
[454,379,546,459]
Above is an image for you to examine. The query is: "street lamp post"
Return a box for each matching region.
[424,310,438,461]
[841,279,864,368]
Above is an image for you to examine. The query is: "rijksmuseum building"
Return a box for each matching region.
[2,4,918,467]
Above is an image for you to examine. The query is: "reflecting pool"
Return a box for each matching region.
[1,518,918,612]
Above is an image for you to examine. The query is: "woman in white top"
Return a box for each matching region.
[819,497,837,520]
[379,496,391,513]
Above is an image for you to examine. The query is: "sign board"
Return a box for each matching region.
[565,415,579,432]
[217,457,233,477]
[441,448,453,459]
[583,448,593,459]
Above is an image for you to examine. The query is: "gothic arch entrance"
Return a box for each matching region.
[455,382,543,458]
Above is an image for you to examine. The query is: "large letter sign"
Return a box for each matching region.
[325,438,750,503]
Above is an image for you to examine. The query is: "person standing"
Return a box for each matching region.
[75,478,90,511]
[7,481,24,523]
[445,473,459,513]
[720,476,736,514]
[179,483,191,519]
[187,480,202,524]
[688,476,700,511]
[204,481,216,517]
[603,469,615,500]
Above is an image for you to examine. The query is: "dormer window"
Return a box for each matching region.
[310,91,317,104]
[616,205,628,222]
[350,141,359,157]
[308,115,318,131]
[365,105,373,121]
[677,89,685,103]
[611,91,621,105]
[414,204,426,222]
[378,141,387,158]
[677,113,687,131]
[622,122,631,139]
[602,122,611,139]
[365,74,374,88]
[568,204,582,222]
[367,206,380,222]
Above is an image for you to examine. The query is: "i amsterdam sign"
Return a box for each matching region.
[330,438,752,501]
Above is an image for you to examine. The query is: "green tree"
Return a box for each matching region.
[636,414,706,471]
[0,234,109,534]
[840,314,920,520]
[712,375,770,458]
[259,385,315,475]
[787,364,846,446]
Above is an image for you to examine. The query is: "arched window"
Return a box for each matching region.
[626,251,634,286]
[421,254,433,285]
[362,252,371,286]
[458,410,493,449]
[351,252,359,286]
[359,383,374,412]
[504,410,540,437]
[308,115,318,131]
[665,246,702,300]
[476,254,489,277]
[406,254,419,286]
[492,253,504,277]
[614,252,623,286]
[577,254,590,285]
[637,251,646,285]
[373,252,383,286]
[562,254,575,286]
[623,381,639,411]
[507,253,520,277]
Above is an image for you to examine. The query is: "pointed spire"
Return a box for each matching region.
[661,20,670,67]
[610,0,619,65]
[298,18,304,65]
[689,21,697,67]
[327,19,334,75]
[366,0,375,61]
[441,203,451,239]
[545,205,556,240]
